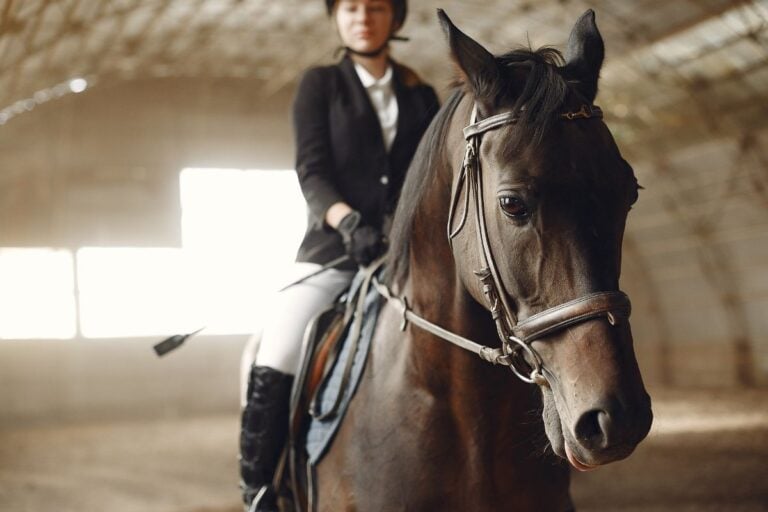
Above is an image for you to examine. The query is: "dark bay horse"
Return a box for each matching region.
[311,9,652,511]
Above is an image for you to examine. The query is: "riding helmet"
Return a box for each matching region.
[325,0,407,29]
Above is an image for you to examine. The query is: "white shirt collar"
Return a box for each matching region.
[354,62,394,89]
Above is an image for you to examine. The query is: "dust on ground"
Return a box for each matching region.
[1,388,766,511]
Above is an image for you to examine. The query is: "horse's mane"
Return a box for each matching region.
[385,47,569,287]
[384,88,464,287]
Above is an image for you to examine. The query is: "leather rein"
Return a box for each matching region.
[373,102,632,385]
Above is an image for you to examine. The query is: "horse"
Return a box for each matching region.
[303,9,653,511]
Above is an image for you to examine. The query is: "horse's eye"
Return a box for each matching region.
[499,196,529,219]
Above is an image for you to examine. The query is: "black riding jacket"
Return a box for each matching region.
[292,54,439,269]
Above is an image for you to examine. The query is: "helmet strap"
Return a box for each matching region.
[341,32,409,59]
[344,42,389,58]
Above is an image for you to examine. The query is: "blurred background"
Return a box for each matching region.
[0,0,767,511]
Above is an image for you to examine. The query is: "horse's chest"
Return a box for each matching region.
[316,357,461,507]
[319,373,493,509]
[314,309,571,511]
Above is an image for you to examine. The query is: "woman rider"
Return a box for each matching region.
[239,1,439,510]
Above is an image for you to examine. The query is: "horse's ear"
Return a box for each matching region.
[437,9,499,102]
[563,9,604,103]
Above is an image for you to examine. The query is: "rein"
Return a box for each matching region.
[375,102,632,385]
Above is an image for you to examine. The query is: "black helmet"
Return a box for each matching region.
[325,0,407,29]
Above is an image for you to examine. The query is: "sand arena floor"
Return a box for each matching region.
[1,388,766,512]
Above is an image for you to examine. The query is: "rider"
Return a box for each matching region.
[239,0,439,510]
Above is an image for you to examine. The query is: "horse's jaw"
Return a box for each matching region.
[540,385,568,460]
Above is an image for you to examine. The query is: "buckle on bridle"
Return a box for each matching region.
[561,104,602,120]
[463,139,477,169]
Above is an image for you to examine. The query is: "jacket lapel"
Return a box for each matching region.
[339,55,388,155]
[390,62,409,158]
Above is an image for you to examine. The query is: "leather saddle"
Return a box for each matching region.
[277,261,384,511]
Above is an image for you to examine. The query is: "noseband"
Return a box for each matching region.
[374,102,632,385]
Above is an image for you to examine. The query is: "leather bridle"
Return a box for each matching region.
[374,102,632,385]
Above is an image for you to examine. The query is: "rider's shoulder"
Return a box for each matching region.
[392,61,429,89]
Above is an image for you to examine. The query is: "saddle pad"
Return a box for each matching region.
[305,271,382,465]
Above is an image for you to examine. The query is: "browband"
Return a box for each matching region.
[463,104,604,140]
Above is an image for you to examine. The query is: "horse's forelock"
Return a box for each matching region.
[448,46,571,148]
[498,47,569,149]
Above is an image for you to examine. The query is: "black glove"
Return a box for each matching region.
[336,210,386,266]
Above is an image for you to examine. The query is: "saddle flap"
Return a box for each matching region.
[289,302,346,438]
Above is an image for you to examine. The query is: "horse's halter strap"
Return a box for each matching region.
[375,102,631,386]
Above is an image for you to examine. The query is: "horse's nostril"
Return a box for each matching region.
[574,409,610,449]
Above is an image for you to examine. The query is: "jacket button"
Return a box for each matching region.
[380,175,389,185]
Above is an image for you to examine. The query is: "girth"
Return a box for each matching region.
[374,101,632,385]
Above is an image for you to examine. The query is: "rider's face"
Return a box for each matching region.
[334,0,395,54]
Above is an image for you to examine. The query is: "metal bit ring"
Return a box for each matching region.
[506,335,543,384]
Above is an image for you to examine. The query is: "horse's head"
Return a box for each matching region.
[438,9,652,470]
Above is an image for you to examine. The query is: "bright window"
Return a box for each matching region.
[77,247,196,338]
[1,169,306,339]
[0,248,76,339]
[75,168,307,337]
[178,168,307,335]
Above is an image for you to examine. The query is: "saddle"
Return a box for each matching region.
[278,260,385,512]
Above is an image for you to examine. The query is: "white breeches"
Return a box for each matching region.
[240,263,354,403]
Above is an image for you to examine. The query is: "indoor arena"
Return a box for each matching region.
[1,1,767,511]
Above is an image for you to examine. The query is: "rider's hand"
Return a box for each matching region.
[336,211,386,266]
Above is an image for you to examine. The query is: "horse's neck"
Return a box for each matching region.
[398,145,538,417]
[403,262,538,412]
[382,260,547,495]
[378,108,542,465]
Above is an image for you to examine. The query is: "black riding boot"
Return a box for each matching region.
[239,365,293,512]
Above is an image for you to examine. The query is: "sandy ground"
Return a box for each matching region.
[1,388,766,512]
[572,388,768,512]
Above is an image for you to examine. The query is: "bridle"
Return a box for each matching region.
[374,101,632,385]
